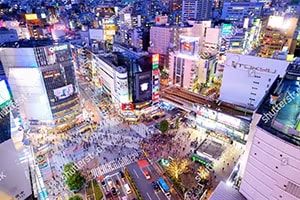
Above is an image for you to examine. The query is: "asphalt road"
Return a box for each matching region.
[127,163,167,200]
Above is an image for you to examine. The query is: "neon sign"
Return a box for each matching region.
[48,45,68,53]
[54,25,66,30]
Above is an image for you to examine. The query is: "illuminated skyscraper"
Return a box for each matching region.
[0,40,81,132]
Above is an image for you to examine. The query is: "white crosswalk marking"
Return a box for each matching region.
[91,152,139,178]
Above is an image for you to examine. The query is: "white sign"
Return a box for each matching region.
[220,53,289,109]
[141,83,149,91]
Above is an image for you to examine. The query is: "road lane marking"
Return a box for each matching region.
[155,192,161,200]
[147,192,152,200]
[133,169,139,178]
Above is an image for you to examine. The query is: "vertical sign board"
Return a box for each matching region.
[152,54,160,102]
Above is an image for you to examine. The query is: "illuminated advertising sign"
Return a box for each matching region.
[0,80,11,107]
[6,21,19,27]
[152,69,159,75]
[218,113,240,129]
[121,103,134,111]
[53,84,74,100]
[53,44,68,52]
[221,24,232,35]
[54,24,66,30]
[135,72,152,102]
[231,42,240,47]
[179,36,198,56]
[25,14,38,20]
[152,54,159,63]
[41,13,46,19]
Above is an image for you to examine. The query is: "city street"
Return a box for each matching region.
[127,162,167,200]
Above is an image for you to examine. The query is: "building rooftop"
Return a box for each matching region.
[210,181,246,200]
[257,60,300,146]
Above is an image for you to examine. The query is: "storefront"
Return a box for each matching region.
[195,106,249,144]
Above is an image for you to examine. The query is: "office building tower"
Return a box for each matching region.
[182,0,213,22]
[259,16,298,58]
[0,40,81,132]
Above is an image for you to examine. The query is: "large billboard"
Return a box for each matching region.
[25,14,38,20]
[121,103,134,111]
[219,53,289,109]
[53,84,74,100]
[0,80,11,107]
[179,36,199,56]
[135,72,152,102]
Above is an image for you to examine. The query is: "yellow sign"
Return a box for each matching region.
[287,54,294,62]
[25,14,38,20]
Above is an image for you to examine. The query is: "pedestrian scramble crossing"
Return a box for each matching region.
[91,152,139,178]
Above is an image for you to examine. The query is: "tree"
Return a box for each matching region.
[158,120,169,133]
[165,158,190,180]
[63,162,85,191]
[175,118,180,129]
[69,195,83,200]
[197,165,209,180]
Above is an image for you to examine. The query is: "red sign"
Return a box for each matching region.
[121,103,134,111]
[152,69,159,75]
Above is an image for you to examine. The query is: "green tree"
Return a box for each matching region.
[159,120,169,133]
[63,162,85,191]
[69,195,83,200]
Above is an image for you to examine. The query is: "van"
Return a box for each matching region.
[124,184,132,194]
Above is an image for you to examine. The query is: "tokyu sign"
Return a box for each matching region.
[225,54,277,74]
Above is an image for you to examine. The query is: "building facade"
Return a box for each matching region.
[0,41,81,131]
[240,61,300,200]
[182,0,213,22]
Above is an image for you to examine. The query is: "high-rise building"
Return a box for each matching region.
[0,40,81,132]
[259,16,298,58]
[182,0,213,22]
[239,60,300,200]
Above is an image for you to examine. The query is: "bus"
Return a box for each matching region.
[157,178,171,199]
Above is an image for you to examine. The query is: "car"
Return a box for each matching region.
[101,180,106,186]
[143,170,151,180]
[38,162,48,169]
[111,187,118,196]
[105,191,113,200]
[119,171,125,179]
[115,179,120,186]
[106,177,113,187]
[151,181,159,190]
[124,184,132,194]
[152,115,159,120]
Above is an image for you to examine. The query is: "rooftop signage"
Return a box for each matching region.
[225,54,277,74]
